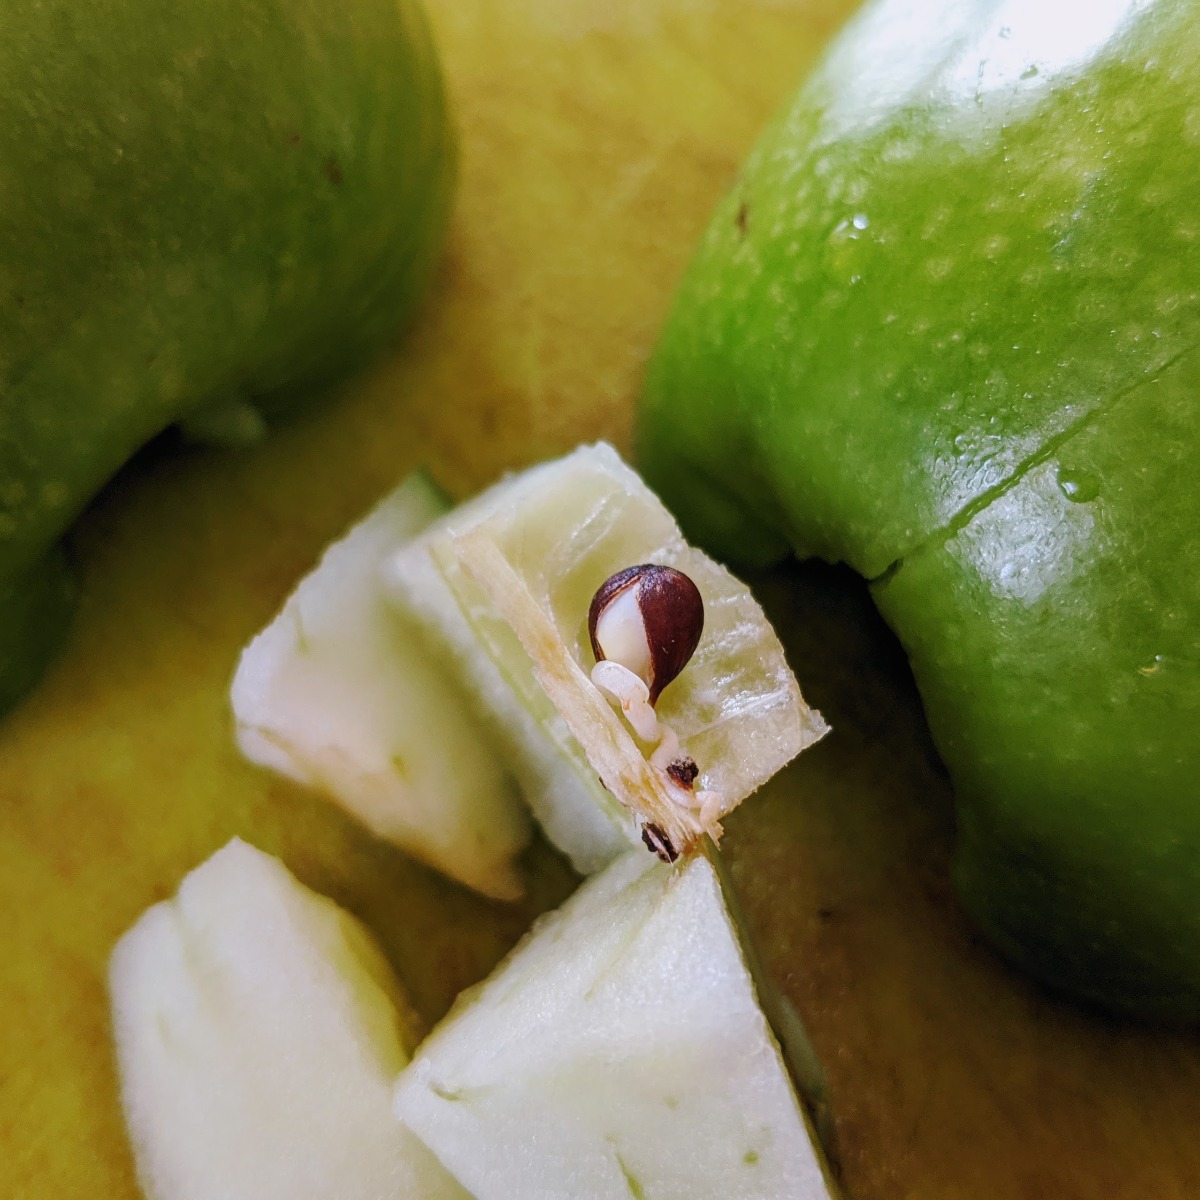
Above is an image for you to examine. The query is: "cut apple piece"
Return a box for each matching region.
[386,442,828,867]
[394,848,836,1200]
[109,839,470,1200]
[231,473,531,900]
[383,463,630,875]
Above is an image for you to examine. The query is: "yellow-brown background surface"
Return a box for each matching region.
[4,2,1200,1197]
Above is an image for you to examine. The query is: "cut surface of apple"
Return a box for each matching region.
[231,473,530,900]
[394,848,835,1200]
[109,838,470,1200]
[387,442,829,869]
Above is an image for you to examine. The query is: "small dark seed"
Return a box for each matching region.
[666,757,699,789]
[641,822,678,863]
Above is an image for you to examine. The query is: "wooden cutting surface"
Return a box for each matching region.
[3,2,1200,1197]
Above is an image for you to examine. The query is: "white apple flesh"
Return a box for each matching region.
[109,839,470,1200]
[231,473,530,900]
[394,849,835,1200]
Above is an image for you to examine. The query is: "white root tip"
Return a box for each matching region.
[593,661,726,846]
[590,661,661,743]
[648,726,681,770]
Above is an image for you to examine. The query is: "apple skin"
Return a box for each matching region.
[638,0,1200,1017]
[0,0,455,711]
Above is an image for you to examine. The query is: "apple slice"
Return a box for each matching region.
[109,838,469,1200]
[386,442,828,870]
[393,848,836,1200]
[231,473,531,900]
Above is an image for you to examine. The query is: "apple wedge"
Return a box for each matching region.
[394,848,836,1200]
[231,474,531,901]
[109,839,469,1200]
[387,442,829,871]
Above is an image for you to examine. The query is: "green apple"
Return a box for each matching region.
[109,839,469,1200]
[0,0,455,712]
[639,0,1200,1016]
[394,848,835,1199]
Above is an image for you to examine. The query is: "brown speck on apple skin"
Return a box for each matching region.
[323,156,343,185]
[735,201,749,237]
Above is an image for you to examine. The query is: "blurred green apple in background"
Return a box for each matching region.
[640,0,1200,1017]
[0,0,454,710]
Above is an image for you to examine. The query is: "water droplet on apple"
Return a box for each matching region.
[1056,467,1100,503]
[824,215,872,283]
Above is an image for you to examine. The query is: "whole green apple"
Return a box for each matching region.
[639,0,1200,1017]
[0,0,454,711]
